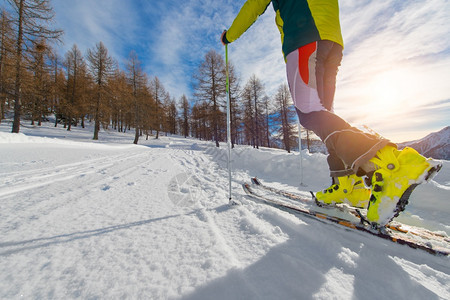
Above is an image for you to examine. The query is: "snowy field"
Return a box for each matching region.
[0,120,449,299]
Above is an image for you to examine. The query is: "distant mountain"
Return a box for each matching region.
[398,126,450,160]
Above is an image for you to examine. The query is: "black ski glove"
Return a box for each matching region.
[221,30,230,45]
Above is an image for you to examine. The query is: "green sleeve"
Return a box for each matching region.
[226,0,272,43]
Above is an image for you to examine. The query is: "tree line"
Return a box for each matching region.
[1,0,312,152]
[192,49,300,152]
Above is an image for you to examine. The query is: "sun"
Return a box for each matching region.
[367,70,404,112]
[336,67,419,137]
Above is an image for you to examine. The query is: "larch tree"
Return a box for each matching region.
[48,50,65,127]
[260,95,273,148]
[274,83,297,153]
[180,94,190,138]
[64,44,87,131]
[161,93,172,136]
[194,49,226,147]
[165,96,177,135]
[86,41,114,140]
[190,101,209,141]
[190,102,201,139]
[0,9,14,123]
[242,75,265,149]
[226,61,241,148]
[6,0,62,133]
[29,39,52,126]
[149,76,166,139]
[126,51,147,144]
[109,70,131,133]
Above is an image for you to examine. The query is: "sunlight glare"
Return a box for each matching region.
[367,70,405,114]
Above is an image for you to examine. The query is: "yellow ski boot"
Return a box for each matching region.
[315,174,371,208]
[366,146,442,227]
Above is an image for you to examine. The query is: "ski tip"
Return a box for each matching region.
[251,177,261,185]
[425,162,443,182]
[242,183,251,195]
[310,191,316,199]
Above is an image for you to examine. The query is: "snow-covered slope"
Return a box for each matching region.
[0,121,449,299]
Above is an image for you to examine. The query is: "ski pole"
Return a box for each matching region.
[298,122,306,187]
[225,44,232,202]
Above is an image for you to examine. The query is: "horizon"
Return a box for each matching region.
[1,112,446,145]
[1,0,449,142]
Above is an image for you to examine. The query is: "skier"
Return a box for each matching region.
[221,0,441,226]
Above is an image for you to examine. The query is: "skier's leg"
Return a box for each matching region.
[286,42,372,206]
[286,43,391,176]
[286,42,384,208]
[287,42,441,225]
[316,43,441,224]
[315,40,342,112]
[316,41,348,176]
[297,109,391,175]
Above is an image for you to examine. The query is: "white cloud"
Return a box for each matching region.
[53,0,142,60]
[143,0,230,100]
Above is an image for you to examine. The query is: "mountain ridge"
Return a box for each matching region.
[399,126,450,160]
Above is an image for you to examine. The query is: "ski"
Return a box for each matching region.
[243,182,450,256]
[251,177,362,218]
[250,177,449,242]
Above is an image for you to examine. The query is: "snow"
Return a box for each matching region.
[0,120,449,299]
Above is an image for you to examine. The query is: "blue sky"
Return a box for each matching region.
[3,0,449,142]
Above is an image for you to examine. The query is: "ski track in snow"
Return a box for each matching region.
[0,123,449,299]
[0,139,287,299]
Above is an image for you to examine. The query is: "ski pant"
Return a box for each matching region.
[286,40,391,177]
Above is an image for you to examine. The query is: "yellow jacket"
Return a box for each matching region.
[226,0,343,58]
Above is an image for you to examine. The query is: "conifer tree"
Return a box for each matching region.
[242,75,265,148]
[180,94,190,138]
[29,40,52,126]
[109,70,130,133]
[48,50,65,127]
[164,96,177,135]
[161,93,172,136]
[6,0,62,133]
[261,95,272,148]
[226,62,241,148]
[0,9,14,123]
[194,50,226,147]
[126,51,147,144]
[64,44,87,130]
[149,76,166,139]
[190,102,201,139]
[274,83,297,153]
[86,41,114,140]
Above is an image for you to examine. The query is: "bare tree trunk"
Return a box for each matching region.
[0,11,9,124]
[11,0,24,133]
[93,92,100,140]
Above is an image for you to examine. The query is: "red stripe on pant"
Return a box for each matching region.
[298,42,317,85]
